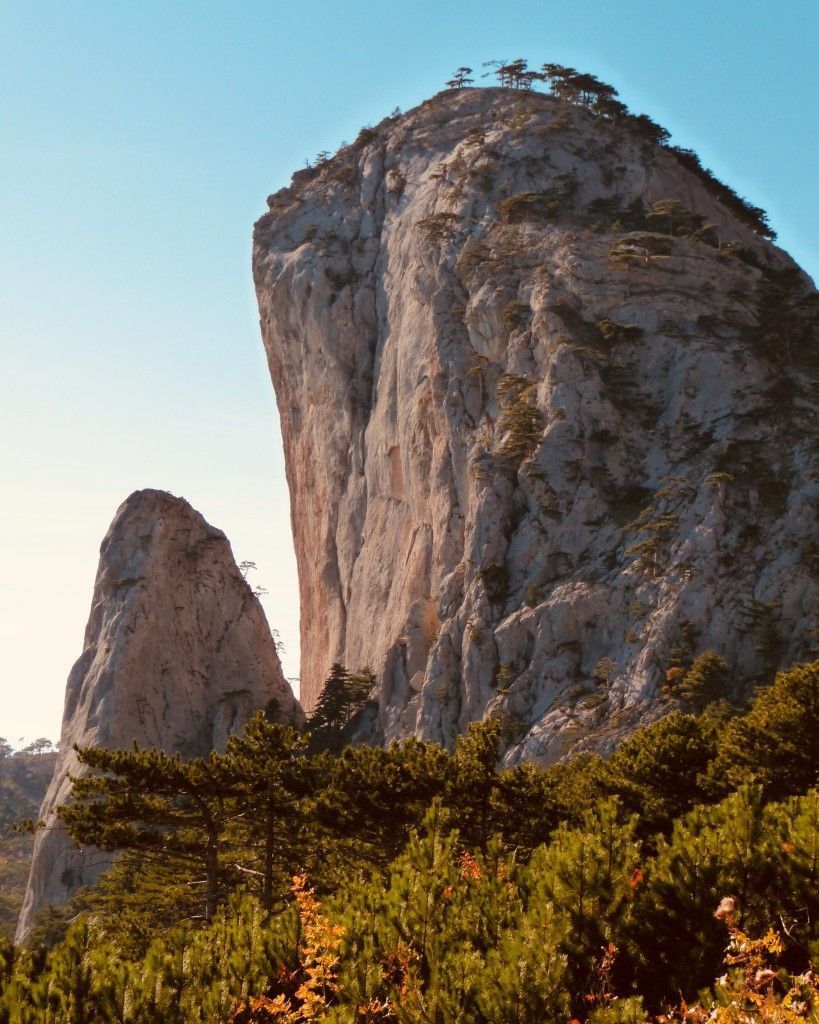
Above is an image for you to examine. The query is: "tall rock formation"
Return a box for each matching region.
[253,87,818,755]
[16,489,301,943]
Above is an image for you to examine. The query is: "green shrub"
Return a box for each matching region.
[5,662,819,1020]
[588,996,646,1024]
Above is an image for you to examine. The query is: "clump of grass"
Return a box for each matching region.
[607,232,673,266]
[495,664,515,689]
[417,211,460,244]
[495,373,543,465]
[596,317,643,343]
[502,300,530,329]
[499,190,561,223]
[496,372,533,404]
[456,238,492,275]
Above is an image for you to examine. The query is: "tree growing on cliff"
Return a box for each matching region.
[436,56,772,235]
[307,663,375,753]
[663,650,732,712]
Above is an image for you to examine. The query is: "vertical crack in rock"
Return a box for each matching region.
[253,87,818,756]
[16,489,302,943]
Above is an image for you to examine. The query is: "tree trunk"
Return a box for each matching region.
[206,830,218,920]
[263,779,275,911]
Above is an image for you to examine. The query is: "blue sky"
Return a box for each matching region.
[1,1,817,744]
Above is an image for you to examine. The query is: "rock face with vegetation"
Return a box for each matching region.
[253,87,818,752]
[0,742,57,939]
[15,489,301,943]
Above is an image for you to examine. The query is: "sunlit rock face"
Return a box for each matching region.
[253,87,818,755]
[16,489,302,943]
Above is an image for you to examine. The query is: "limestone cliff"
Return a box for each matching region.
[16,489,301,943]
[253,87,818,757]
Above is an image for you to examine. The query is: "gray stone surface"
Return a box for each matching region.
[16,489,301,943]
[253,87,817,751]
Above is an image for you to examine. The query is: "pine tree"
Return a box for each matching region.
[663,650,732,711]
[307,664,374,753]
[119,930,191,1023]
[476,908,569,1024]
[488,760,565,856]
[542,63,582,102]
[603,711,718,835]
[445,67,473,90]
[314,739,449,867]
[779,788,819,965]
[343,804,472,1022]
[38,917,124,1024]
[60,744,246,921]
[224,715,309,910]
[443,719,504,851]
[631,785,787,1004]
[705,661,819,798]
[526,799,641,1010]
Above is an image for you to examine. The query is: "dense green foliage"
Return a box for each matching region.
[2,661,817,1021]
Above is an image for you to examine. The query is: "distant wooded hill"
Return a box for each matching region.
[0,740,57,937]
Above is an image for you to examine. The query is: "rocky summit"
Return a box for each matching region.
[16,489,301,943]
[253,87,818,756]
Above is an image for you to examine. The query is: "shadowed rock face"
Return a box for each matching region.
[16,489,301,943]
[254,87,818,753]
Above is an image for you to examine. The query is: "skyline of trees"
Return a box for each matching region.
[441,57,774,237]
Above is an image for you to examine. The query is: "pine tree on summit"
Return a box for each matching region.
[483,58,543,89]
[446,66,473,89]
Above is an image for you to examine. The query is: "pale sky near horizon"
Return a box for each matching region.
[1,1,817,747]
